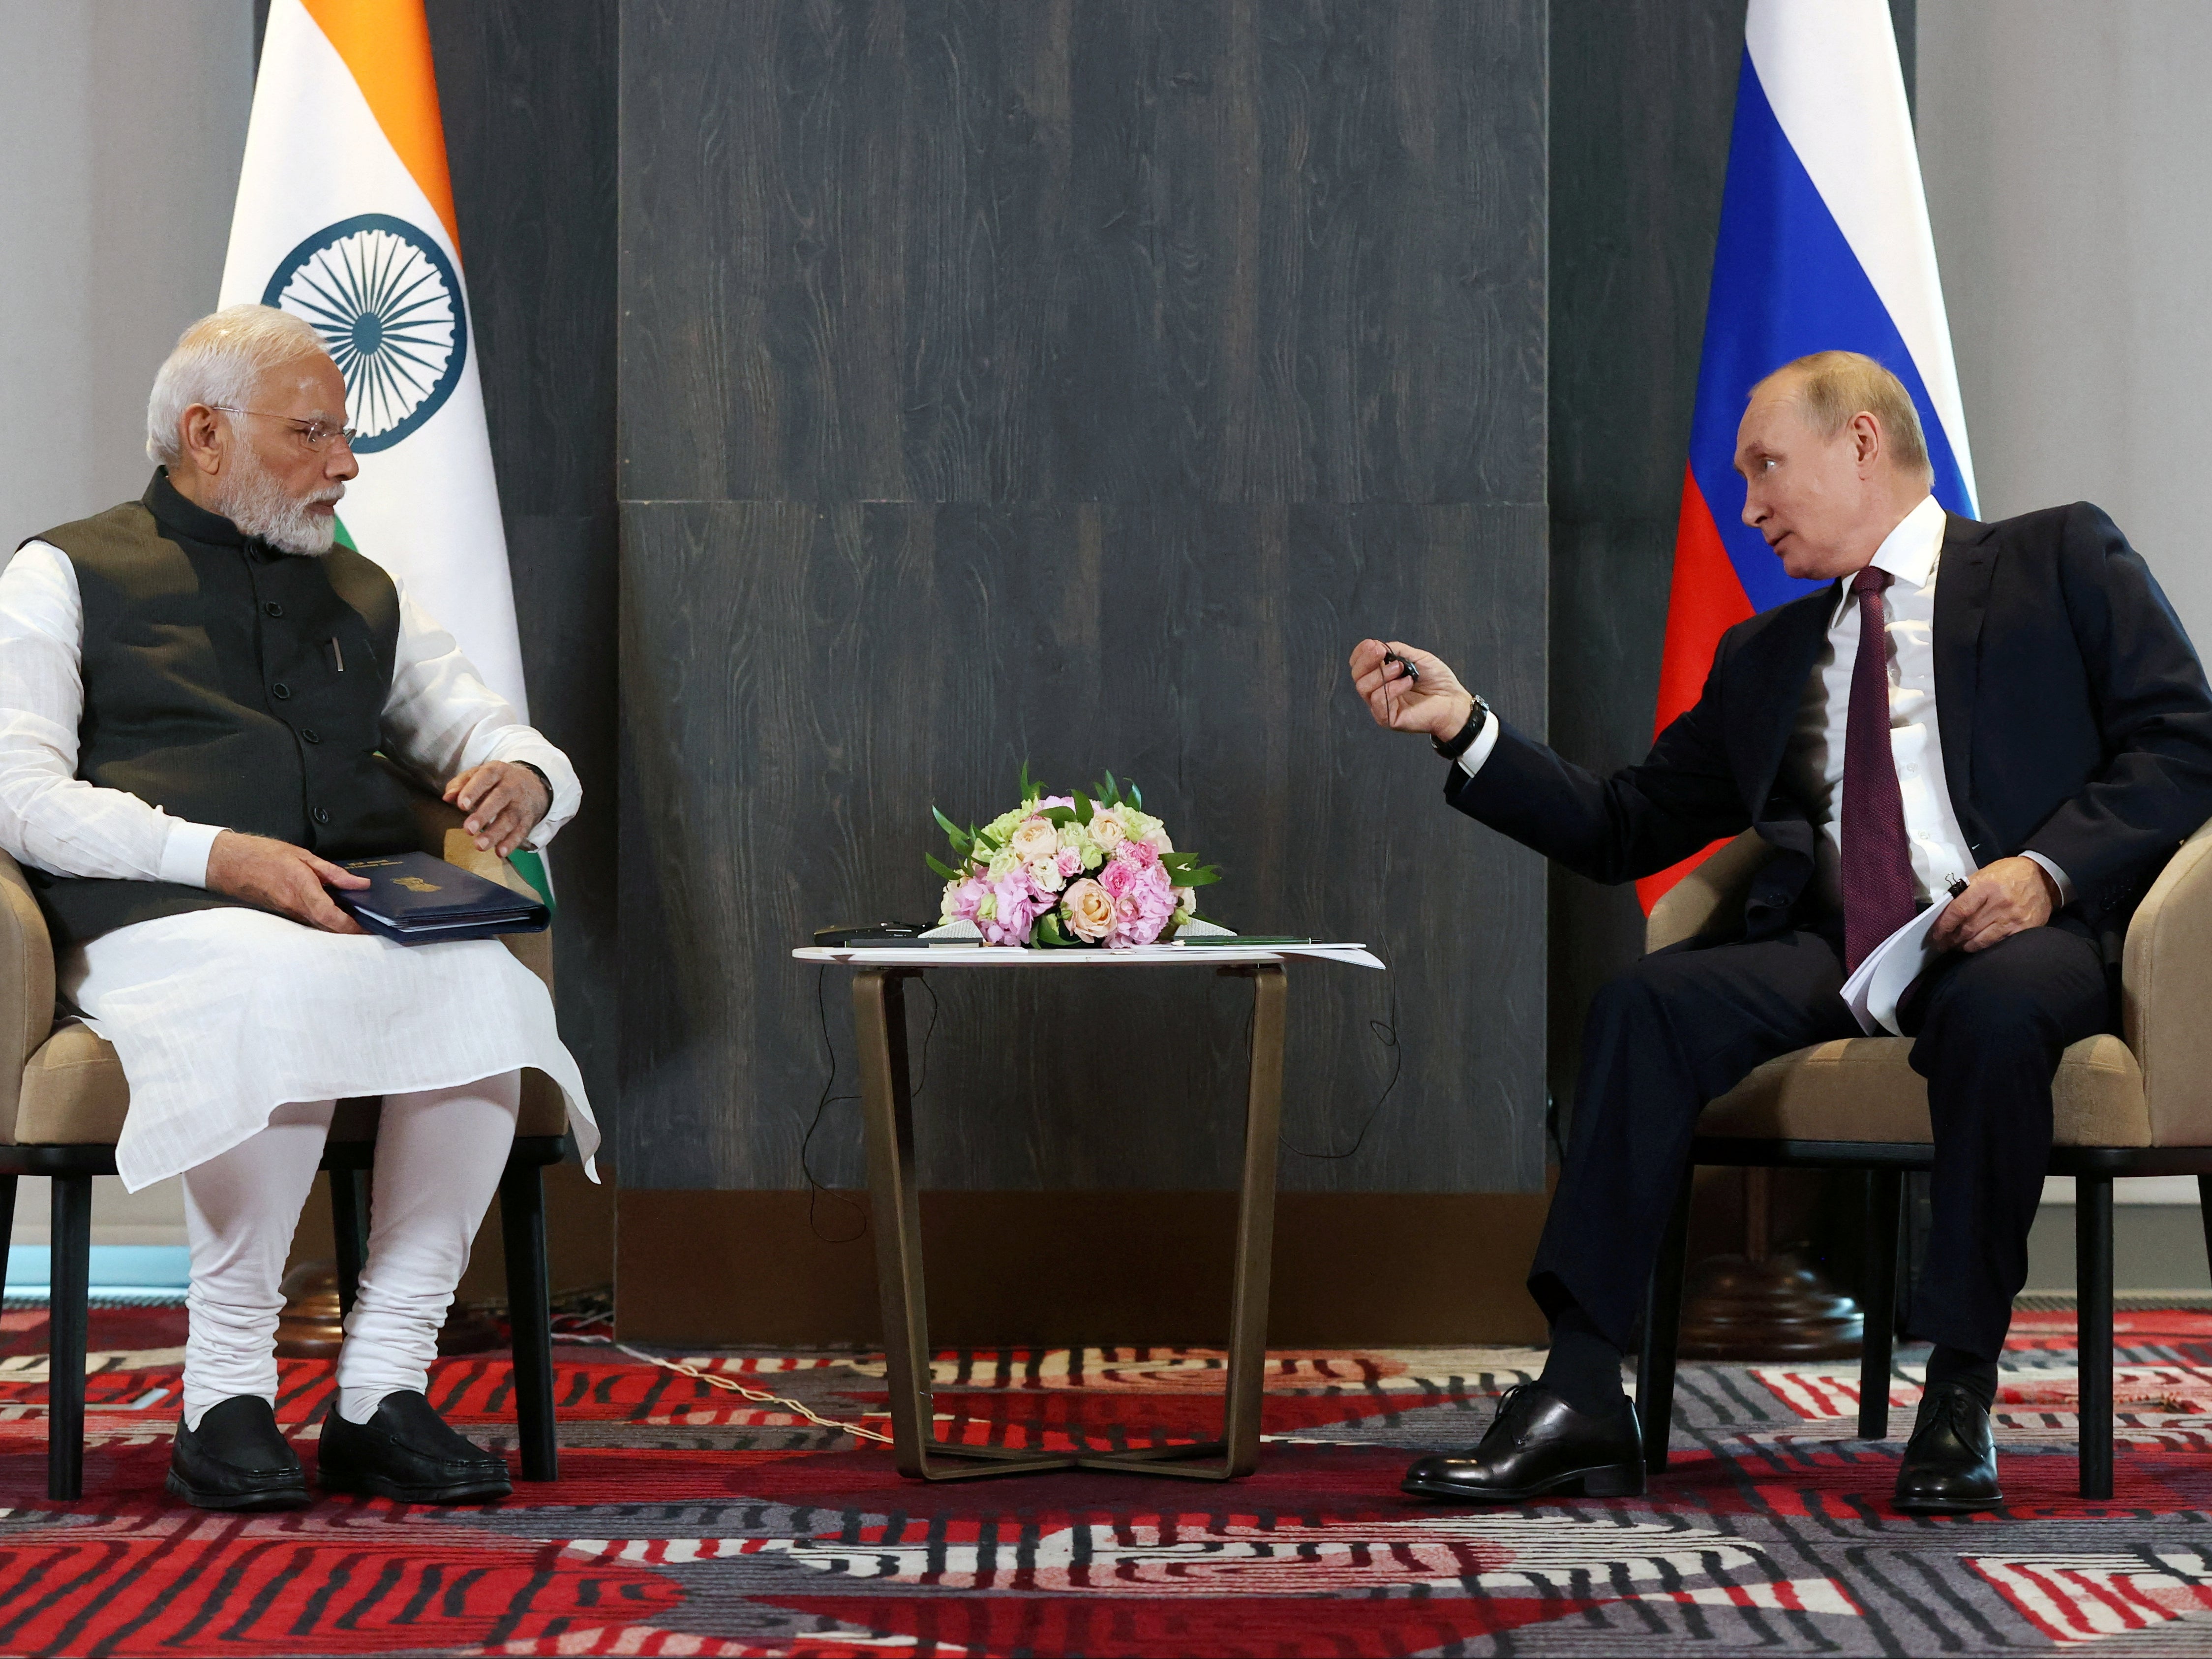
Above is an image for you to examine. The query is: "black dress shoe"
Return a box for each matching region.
[166,1395,311,1511]
[1894,1380,2002,1514]
[1402,1383,1646,1503]
[318,1390,513,1504]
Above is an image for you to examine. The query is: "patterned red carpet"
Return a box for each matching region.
[2,1307,2211,1655]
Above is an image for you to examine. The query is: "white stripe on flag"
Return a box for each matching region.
[1747,0,1978,513]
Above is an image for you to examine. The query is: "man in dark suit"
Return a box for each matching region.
[1353,350,2212,1514]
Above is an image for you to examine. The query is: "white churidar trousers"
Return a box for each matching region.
[179,1073,520,1429]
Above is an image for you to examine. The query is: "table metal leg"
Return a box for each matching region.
[856,968,1069,1479]
[854,962,1290,1483]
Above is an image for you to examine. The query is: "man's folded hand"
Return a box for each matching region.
[442,762,551,857]
[205,831,370,934]
[1930,855,2059,953]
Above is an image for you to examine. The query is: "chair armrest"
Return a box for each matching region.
[0,851,56,1120]
[1645,831,1772,953]
[2121,818,2212,1141]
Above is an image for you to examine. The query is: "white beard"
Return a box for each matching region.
[210,444,344,556]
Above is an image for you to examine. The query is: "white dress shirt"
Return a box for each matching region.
[0,539,597,1189]
[1460,493,2072,912]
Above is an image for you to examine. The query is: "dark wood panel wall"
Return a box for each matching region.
[426,1,622,1122]
[616,0,1551,1193]
[1545,0,1745,1126]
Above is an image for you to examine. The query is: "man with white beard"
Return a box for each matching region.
[0,305,597,1508]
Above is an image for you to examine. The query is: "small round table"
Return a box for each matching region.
[791,941,1382,1481]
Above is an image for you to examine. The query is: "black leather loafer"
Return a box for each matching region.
[1894,1380,2002,1514]
[318,1390,513,1504]
[166,1395,311,1511]
[1402,1383,1646,1503]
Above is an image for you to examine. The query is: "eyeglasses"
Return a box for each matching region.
[210,406,360,453]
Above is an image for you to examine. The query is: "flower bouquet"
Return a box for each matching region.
[930,768,1221,948]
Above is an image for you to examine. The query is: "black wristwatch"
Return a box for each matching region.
[516,761,552,797]
[1433,695,1491,761]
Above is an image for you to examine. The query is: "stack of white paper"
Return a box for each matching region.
[1839,896,1955,1036]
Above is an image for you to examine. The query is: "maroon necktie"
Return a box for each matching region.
[1842,566,1916,972]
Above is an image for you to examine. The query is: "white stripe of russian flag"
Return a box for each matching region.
[1749,0,1979,515]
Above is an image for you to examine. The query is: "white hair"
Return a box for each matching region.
[144,305,330,465]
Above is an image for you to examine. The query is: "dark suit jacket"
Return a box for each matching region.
[1447,503,2212,956]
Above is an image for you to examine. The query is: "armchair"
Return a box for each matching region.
[0,788,572,1501]
[1635,823,2212,1501]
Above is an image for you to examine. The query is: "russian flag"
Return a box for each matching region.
[1640,0,1979,911]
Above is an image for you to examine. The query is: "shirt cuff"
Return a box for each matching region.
[2020,849,2077,907]
[1453,710,1503,780]
[158,818,225,889]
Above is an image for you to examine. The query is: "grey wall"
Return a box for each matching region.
[617,0,1552,1194]
[1919,1,2212,654]
[0,0,254,544]
[0,0,254,1248]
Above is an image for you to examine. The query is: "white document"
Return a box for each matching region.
[1839,897,1954,1036]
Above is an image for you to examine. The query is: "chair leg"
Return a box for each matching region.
[330,1168,368,1321]
[1636,1170,1694,1473]
[2076,1173,2115,1501]
[1858,1171,1904,1441]
[2198,1175,2212,1282]
[498,1158,557,1482]
[0,1173,16,1301]
[48,1175,92,1503]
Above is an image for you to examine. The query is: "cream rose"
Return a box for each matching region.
[1091,811,1128,852]
[1063,878,1115,942]
[1009,816,1059,863]
[1029,855,1066,893]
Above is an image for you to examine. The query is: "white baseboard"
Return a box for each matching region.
[6,1173,188,1249]
[2042,1175,2205,1206]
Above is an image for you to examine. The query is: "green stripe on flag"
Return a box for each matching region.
[510,848,555,912]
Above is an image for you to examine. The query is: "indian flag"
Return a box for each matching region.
[220,0,547,895]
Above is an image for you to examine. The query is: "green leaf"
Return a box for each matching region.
[1102,770,1120,806]
[1074,792,1094,826]
[1032,911,1074,948]
[1173,866,1222,888]
[925,853,963,882]
[931,806,970,850]
[1038,806,1076,825]
[976,829,1003,851]
[1127,779,1142,810]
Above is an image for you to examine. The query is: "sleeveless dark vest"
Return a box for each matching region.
[27,471,419,946]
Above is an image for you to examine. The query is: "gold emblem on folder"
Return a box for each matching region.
[394,876,441,893]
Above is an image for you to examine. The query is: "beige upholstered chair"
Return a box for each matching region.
[1635,823,2212,1501]
[0,788,574,1500]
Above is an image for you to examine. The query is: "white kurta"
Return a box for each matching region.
[0,539,598,1191]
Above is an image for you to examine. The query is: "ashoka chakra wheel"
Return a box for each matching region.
[262,213,469,453]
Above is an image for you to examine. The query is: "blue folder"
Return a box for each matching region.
[329,851,549,944]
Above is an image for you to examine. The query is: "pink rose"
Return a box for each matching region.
[1116,841,1159,872]
[1056,846,1082,878]
[1098,857,1137,899]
